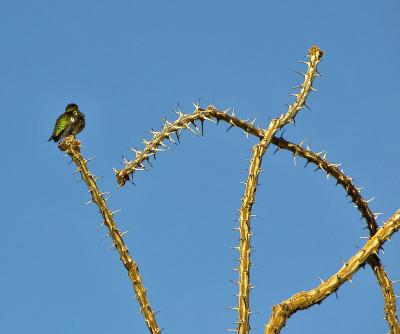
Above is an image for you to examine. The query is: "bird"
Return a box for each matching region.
[48,103,85,142]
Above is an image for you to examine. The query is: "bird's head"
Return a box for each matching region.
[65,103,79,113]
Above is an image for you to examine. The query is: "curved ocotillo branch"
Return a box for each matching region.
[274,138,399,333]
[115,47,323,188]
[235,45,323,334]
[115,105,265,186]
[264,208,400,334]
[59,136,161,334]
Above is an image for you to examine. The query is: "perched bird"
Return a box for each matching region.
[48,103,85,142]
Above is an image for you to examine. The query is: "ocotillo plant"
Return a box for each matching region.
[54,45,400,334]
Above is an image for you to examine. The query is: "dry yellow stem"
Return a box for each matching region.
[274,138,399,332]
[236,141,266,334]
[368,256,400,334]
[59,136,160,334]
[116,45,322,188]
[236,45,323,334]
[264,209,400,334]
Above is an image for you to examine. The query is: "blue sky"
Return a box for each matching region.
[1,1,399,333]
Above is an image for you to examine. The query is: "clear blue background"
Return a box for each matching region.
[1,1,399,333]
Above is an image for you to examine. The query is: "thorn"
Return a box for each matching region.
[100,233,110,241]
[365,197,375,203]
[226,124,235,132]
[85,157,96,163]
[185,123,199,136]
[191,120,201,135]
[298,60,310,66]
[111,209,122,215]
[294,71,306,77]
[122,155,129,164]
[226,307,239,311]
[317,276,324,283]
[163,117,172,127]
[222,107,231,114]
[130,147,140,154]
[98,222,105,229]
[153,148,167,154]
[348,278,354,287]
[150,129,160,137]
[85,200,93,205]
[192,101,200,110]
[159,141,169,149]
[299,139,308,147]
[145,158,153,168]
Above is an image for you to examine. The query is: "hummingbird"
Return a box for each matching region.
[48,103,85,142]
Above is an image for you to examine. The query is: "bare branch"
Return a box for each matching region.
[264,209,400,334]
[59,136,161,334]
[274,138,399,331]
[236,45,323,334]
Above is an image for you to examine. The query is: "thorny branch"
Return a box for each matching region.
[274,138,399,332]
[59,136,161,334]
[236,45,323,334]
[264,209,400,334]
